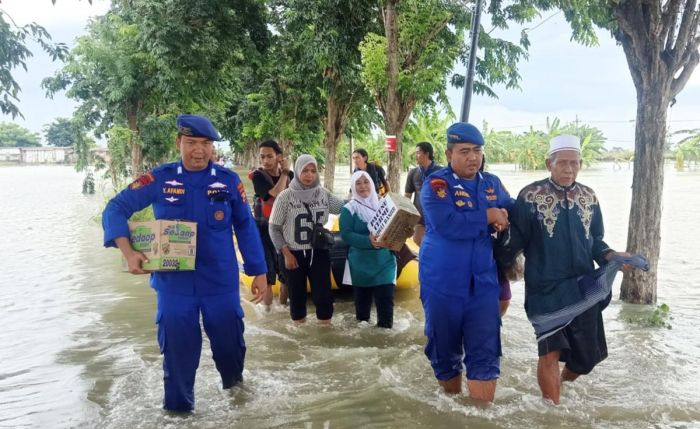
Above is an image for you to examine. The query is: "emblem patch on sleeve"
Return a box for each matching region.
[429,178,448,199]
[236,182,247,202]
[129,172,155,190]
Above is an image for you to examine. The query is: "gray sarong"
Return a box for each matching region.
[530,254,650,342]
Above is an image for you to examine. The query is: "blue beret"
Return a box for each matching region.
[446,122,484,146]
[176,114,222,141]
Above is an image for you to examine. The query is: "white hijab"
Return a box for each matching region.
[346,170,379,224]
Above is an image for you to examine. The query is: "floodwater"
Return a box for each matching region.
[0,164,699,429]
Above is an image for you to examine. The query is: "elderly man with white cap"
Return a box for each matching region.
[495,134,629,404]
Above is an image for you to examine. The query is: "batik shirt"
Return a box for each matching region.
[496,178,612,318]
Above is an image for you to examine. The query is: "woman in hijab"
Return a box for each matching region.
[339,170,397,328]
[268,155,345,324]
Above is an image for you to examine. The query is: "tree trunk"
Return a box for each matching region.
[620,87,669,304]
[611,1,700,304]
[126,106,142,178]
[323,94,351,191]
[279,137,294,162]
[349,133,354,172]
[385,123,404,191]
[383,0,403,191]
[323,96,340,191]
[236,141,258,170]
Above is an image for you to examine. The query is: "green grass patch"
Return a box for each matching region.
[623,303,673,329]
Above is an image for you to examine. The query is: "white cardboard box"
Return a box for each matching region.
[126,220,197,271]
[368,193,421,251]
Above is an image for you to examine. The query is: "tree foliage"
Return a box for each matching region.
[267,0,378,190]
[120,0,269,103]
[42,116,96,171]
[403,107,455,168]
[360,0,565,190]
[42,11,164,177]
[482,117,605,169]
[43,117,77,147]
[0,122,40,147]
[516,0,700,304]
[0,2,70,118]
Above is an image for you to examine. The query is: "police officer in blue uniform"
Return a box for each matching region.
[102,114,268,412]
[418,122,513,403]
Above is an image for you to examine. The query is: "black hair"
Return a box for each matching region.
[259,139,282,155]
[352,148,369,160]
[479,154,486,172]
[416,141,434,161]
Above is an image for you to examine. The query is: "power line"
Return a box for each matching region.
[523,11,562,34]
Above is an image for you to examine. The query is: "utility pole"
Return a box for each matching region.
[460,0,483,123]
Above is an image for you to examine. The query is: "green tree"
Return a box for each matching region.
[224,43,325,163]
[0,122,40,146]
[105,126,131,191]
[122,0,269,103]
[139,113,178,169]
[72,127,96,172]
[482,117,606,170]
[553,1,700,304]
[270,0,378,190]
[403,107,455,168]
[43,12,163,178]
[0,0,71,118]
[559,120,606,166]
[44,1,270,180]
[673,128,700,170]
[43,117,77,147]
[482,125,519,165]
[361,0,542,191]
[122,0,272,167]
[42,117,96,171]
[514,127,548,170]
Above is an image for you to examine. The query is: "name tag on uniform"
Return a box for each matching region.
[162,179,185,202]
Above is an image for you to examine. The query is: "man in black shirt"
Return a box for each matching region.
[251,140,294,307]
[404,142,442,245]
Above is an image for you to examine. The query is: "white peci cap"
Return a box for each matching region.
[548,134,581,156]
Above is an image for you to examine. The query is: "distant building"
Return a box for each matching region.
[0,147,77,164]
[0,148,21,162]
[90,147,110,164]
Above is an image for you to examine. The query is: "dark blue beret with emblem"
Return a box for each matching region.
[446,122,484,146]
[176,114,222,141]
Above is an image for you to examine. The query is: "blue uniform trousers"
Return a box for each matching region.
[156,291,245,412]
[421,280,501,381]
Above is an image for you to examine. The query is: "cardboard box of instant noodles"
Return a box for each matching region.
[368,193,421,251]
[125,220,197,271]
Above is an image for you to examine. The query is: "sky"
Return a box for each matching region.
[2,1,700,149]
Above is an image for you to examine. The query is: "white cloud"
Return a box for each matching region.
[447,15,700,149]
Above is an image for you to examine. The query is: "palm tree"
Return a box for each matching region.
[673,128,700,171]
[514,128,548,170]
[403,108,455,169]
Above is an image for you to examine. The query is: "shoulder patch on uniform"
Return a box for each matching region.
[237,182,247,202]
[429,178,448,199]
[129,172,155,190]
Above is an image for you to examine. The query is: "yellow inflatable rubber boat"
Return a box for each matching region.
[238,218,419,293]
